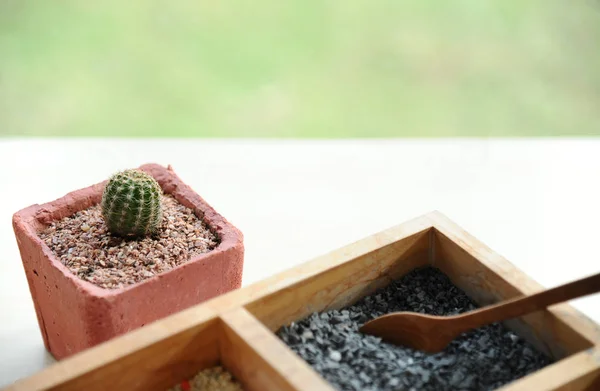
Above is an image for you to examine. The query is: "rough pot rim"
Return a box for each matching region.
[12,163,244,299]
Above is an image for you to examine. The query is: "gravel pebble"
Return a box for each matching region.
[167,366,243,391]
[277,266,554,391]
[39,194,219,289]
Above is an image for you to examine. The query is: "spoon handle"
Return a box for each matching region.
[457,271,600,331]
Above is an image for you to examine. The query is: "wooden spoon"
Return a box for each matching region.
[359,271,600,353]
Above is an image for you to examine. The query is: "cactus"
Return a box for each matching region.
[100,169,164,237]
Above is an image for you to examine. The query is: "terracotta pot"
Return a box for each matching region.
[12,163,244,360]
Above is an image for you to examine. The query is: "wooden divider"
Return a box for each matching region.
[220,308,334,391]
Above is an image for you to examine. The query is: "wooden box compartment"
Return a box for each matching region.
[5,212,600,391]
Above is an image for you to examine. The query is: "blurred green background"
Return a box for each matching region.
[1,0,599,137]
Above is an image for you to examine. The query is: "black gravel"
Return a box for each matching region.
[276,266,554,391]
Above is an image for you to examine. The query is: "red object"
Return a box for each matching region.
[13,163,244,360]
[181,380,191,391]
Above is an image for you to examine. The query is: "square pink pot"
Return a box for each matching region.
[12,163,244,360]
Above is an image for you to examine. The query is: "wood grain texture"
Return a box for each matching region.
[4,306,219,391]
[245,227,430,331]
[208,215,433,325]
[220,308,335,391]
[496,345,600,391]
[428,211,600,359]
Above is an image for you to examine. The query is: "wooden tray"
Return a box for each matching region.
[4,212,600,391]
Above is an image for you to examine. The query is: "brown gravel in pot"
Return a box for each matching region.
[39,194,219,290]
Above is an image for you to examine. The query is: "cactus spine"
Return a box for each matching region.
[101,169,163,237]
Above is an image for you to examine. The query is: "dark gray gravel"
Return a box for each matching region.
[276,266,554,391]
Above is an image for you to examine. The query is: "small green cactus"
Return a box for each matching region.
[100,169,164,237]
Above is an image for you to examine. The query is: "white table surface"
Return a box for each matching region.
[1,138,599,387]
